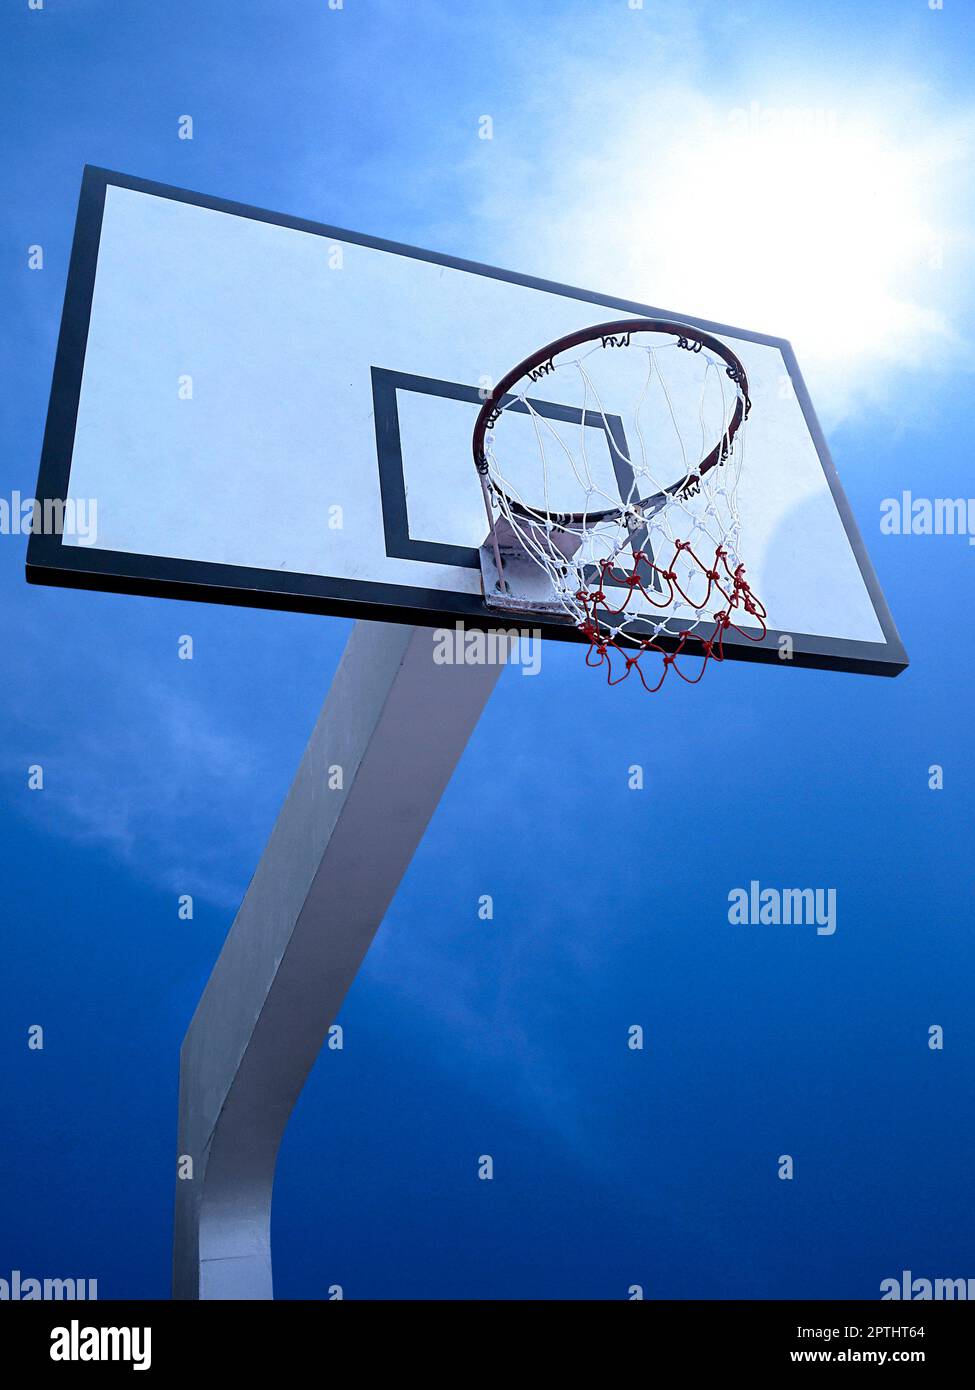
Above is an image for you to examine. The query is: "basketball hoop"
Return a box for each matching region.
[472,318,767,690]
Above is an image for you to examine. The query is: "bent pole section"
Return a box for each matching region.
[173,620,501,1299]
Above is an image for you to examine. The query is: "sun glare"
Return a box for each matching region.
[624,108,944,367]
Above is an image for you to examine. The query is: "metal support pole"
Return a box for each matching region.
[172,620,501,1298]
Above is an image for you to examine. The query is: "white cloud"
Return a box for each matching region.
[4,623,270,909]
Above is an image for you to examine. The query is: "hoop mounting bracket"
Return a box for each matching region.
[479,517,578,620]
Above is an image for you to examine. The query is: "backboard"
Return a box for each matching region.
[27,167,907,676]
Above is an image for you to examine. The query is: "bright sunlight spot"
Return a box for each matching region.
[630,109,941,362]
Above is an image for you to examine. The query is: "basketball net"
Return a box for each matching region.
[473,319,768,691]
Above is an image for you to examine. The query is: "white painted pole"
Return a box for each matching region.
[172,620,501,1299]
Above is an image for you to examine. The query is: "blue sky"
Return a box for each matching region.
[2,0,974,1299]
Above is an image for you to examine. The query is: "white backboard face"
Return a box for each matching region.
[28,169,906,676]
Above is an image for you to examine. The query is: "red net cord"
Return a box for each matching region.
[576,540,768,693]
